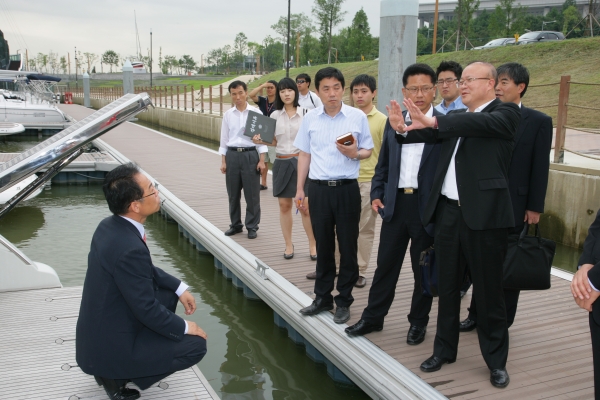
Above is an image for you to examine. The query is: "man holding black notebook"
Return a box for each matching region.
[294,67,373,324]
[219,80,268,239]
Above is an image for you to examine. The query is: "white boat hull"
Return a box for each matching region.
[0,174,43,204]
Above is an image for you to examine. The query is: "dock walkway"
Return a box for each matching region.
[59,104,594,399]
[0,286,218,400]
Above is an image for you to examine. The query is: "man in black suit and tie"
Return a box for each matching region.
[76,163,208,400]
[572,210,600,399]
[345,64,442,346]
[388,62,520,388]
[460,63,553,332]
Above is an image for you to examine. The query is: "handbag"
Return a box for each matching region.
[419,245,438,297]
[502,223,556,290]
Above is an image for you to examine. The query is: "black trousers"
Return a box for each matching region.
[130,288,207,390]
[591,313,600,400]
[433,199,509,370]
[308,180,361,307]
[466,226,521,327]
[225,150,261,230]
[361,190,434,327]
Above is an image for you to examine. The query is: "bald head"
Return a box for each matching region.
[460,62,498,111]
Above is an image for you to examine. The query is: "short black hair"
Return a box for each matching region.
[296,73,311,87]
[436,61,463,81]
[402,63,436,87]
[103,162,143,215]
[350,74,376,92]
[314,67,345,90]
[267,79,278,87]
[228,80,247,93]
[497,62,530,98]
[275,77,299,110]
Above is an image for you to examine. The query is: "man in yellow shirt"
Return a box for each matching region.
[351,74,386,287]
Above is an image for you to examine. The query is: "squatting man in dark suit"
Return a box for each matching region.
[572,210,600,399]
[460,62,552,332]
[294,67,374,324]
[76,163,207,400]
[345,63,442,346]
[388,62,520,388]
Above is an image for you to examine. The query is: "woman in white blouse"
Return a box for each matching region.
[252,77,316,260]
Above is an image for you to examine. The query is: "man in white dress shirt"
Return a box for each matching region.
[345,64,442,347]
[294,67,374,325]
[219,81,268,239]
[296,73,323,110]
[389,62,520,388]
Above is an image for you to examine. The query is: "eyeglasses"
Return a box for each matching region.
[136,183,157,201]
[436,78,458,86]
[296,80,306,84]
[404,86,436,95]
[458,77,492,86]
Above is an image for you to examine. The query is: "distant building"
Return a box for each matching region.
[418,0,591,27]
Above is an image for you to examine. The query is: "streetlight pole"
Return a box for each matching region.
[150,29,153,87]
[286,0,291,78]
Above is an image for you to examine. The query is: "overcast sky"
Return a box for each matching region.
[0,0,436,69]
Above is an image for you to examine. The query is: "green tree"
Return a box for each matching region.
[59,56,67,74]
[312,0,347,64]
[179,55,196,74]
[163,55,177,75]
[233,32,248,73]
[563,5,583,36]
[455,0,480,48]
[101,50,119,73]
[346,8,373,61]
[83,52,98,74]
[36,53,48,72]
[271,13,314,67]
[489,0,527,38]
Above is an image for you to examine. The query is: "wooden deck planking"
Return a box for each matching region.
[60,104,594,399]
[0,286,218,400]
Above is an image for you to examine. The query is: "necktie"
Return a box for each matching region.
[143,233,147,242]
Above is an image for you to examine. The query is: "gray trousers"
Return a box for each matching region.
[225,150,261,231]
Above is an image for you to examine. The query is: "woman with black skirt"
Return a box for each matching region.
[252,77,317,260]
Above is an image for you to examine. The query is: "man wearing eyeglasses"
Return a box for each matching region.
[434,61,466,115]
[346,64,442,347]
[296,73,323,110]
[77,163,207,400]
[388,62,520,389]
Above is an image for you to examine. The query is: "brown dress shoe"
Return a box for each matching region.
[355,276,367,288]
[306,271,317,279]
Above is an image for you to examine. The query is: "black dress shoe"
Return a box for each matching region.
[406,325,427,345]
[247,229,257,239]
[95,376,140,400]
[260,185,268,190]
[420,355,455,372]
[224,227,243,236]
[299,298,333,316]
[355,276,367,288]
[284,245,294,259]
[345,319,383,336]
[333,306,350,324]
[459,318,477,332]
[490,368,510,388]
[310,254,317,261]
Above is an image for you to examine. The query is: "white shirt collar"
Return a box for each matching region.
[405,105,434,121]
[120,216,145,239]
[471,98,495,113]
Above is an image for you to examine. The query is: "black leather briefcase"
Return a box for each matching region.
[503,223,556,290]
[420,245,438,297]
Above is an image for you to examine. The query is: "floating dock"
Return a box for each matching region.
[0,286,219,400]
[55,104,594,399]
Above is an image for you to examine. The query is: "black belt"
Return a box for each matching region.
[443,195,460,206]
[228,146,256,152]
[399,188,418,194]
[312,179,356,187]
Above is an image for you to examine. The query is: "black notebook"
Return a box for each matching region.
[243,110,276,144]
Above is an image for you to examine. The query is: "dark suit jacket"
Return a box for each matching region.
[76,215,186,379]
[371,109,442,236]
[508,106,553,229]
[396,99,521,230]
[579,210,600,323]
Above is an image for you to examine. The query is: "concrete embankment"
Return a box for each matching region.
[71,97,599,248]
